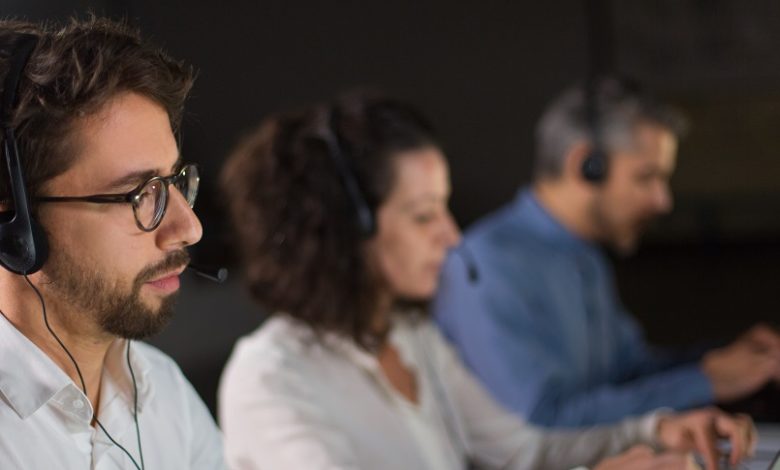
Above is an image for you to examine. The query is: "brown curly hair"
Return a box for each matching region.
[221,92,438,349]
[0,15,194,201]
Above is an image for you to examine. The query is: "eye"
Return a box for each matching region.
[634,171,655,184]
[134,180,162,204]
[413,213,436,225]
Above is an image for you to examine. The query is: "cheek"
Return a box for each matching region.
[605,177,645,216]
[374,233,432,296]
[45,214,147,279]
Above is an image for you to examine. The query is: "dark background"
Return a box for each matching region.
[5,0,780,416]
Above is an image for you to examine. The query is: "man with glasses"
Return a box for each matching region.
[0,18,225,468]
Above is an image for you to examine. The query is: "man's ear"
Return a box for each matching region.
[562,141,592,182]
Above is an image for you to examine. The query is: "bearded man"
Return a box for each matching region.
[0,17,224,468]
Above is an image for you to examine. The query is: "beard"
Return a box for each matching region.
[589,197,648,256]
[41,249,190,340]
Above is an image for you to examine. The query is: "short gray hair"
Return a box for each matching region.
[533,77,687,180]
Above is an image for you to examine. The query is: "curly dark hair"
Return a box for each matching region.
[221,92,438,349]
[0,15,194,201]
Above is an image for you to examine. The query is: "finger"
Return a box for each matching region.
[713,412,747,465]
[749,354,780,382]
[685,452,704,470]
[648,451,691,470]
[597,445,655,470]
[690,414,719,470]
[625,444,655,459]
[750,325,780,353]
[735,414,756,464]
[737,414,758,458]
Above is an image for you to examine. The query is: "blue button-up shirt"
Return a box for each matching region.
[434,189,713,428]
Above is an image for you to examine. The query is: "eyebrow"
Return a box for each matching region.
[104,157,182,191]
[105,169,159,191]
[400,194,447,211]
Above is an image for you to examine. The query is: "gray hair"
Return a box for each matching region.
[533,77,687,180]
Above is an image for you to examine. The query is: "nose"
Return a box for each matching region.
[155,185,203,249]
[654,181,673,214]
[440,211,461,248]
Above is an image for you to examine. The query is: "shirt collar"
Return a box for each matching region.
[102,339,154,412]
[511,188,595,251]
[0,313,72,419]
[323,314,417,375]
[0,313,154,419]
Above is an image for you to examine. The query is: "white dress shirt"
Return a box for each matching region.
[0,313,226,469]
[219,314,662,470]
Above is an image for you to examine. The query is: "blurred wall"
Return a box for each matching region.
[4,0,780,413]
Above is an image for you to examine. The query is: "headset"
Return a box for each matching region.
[580,76,609,184]
[0,33,49,275]
[320,104,479,283]
[320,106,376,238]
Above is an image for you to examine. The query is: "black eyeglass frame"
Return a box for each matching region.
[35,163,199,232]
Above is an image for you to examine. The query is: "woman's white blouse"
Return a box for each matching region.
[219,315,661,470]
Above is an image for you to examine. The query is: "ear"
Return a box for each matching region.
[561,141,592,182]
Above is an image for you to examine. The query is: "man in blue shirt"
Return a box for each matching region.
[434,77,780,428]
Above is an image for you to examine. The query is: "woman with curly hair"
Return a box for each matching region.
[218,92,753,470]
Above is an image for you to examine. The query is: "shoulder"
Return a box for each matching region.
[226,316,313,371]
[466,203,561,266]
[220,316,324,395]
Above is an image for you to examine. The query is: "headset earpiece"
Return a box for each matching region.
[581,146,608,183]
[0,34,48,274]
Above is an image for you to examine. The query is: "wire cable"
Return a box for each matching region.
[24,275,145,470]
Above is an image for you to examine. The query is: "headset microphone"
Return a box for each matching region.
[187,263,228,283]
[455,245,479,284]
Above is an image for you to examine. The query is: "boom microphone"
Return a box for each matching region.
[456,244,479,284]
[187,263,228,283]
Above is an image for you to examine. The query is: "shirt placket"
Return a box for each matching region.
[49,385,95,466]
[578,252,605,388]
[91,377,137,468]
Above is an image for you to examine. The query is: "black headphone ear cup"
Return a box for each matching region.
[581,149,608,183]
[0,212,48,275]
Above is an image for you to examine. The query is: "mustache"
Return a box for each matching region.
[136,250,191,284]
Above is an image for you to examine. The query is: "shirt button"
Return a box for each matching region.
[72,399,85,410]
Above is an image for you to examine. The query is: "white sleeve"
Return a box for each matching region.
[218,347,361,470]
[424,322,661,470]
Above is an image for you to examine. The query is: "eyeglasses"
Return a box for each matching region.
[36,163,199,232]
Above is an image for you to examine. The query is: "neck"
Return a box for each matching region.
[371,292,394,346]
[532,179,599,241]
[0,274,112,412]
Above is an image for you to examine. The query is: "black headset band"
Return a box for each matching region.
[1,34,38,128]
[322,106,375,237]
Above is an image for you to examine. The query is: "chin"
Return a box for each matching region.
[611,237,640,256]
[397,286,435,302]
[138,293,169,315]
